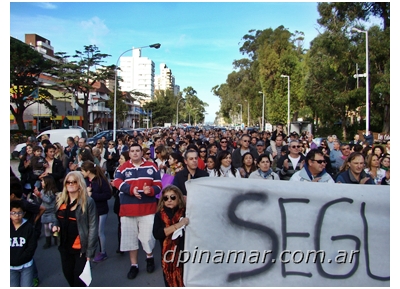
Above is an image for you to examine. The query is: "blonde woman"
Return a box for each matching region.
[53,142,69,172]
[52,171,98,286]
[155,145,169,178]
[94,139,106,161]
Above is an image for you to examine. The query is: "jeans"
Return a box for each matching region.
[10,264,34,287]
[98,214,108,253]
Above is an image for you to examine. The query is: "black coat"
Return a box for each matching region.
[48,158,66,191]
[18,155,35,189]
[104,149,120,172]
[172,167,208,196]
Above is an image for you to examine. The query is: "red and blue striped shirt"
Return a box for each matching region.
[113,159,162,217]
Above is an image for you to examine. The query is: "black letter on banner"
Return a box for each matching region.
[279,198,312,278]
[315,198,360,279]
[360,202,390,281]
[227,193,279,282]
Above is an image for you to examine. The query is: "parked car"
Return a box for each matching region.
[246,127,259,134]
[12,143,27,159]
[86,130,129,146]
[124,129,146,136]
[36,127,88,147]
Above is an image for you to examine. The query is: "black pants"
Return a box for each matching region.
[58,247,87,287]
[113,190,122,251]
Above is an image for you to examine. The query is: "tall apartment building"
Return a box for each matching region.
[119,48,155,100]
[155,63,181,96]
[155,63,173,91]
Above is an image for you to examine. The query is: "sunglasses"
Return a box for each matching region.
[242,140,250,142]
[220,141,227,143]
[155,151,160,154]
[311,159,327,164]
[66,180,78,185]
[200,150,207,153]
[145,152,151,155]
[10,212,24,216]
[163,195,177,201]
[291,145,301,148]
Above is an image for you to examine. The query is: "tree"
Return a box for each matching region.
[10,37,57,130]
[142,89,176,126]
[182,87,208,125]
[50,45,114,131]
[214,26,305,128]
[315,2,390,134]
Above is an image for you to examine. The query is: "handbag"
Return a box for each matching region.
[156,173,175,199]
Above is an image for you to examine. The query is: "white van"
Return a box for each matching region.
[36,127,88,148]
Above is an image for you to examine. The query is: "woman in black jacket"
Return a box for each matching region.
[104,141,119,179]
[52,171,98,287]
[18,144,35,197]
[81,161,112,263]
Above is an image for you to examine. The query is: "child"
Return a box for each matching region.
[30,146,47,190]
[33,175,58,249]
[11,177,44,287]
[10,200,38,287]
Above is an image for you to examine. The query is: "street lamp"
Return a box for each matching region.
[258,91,265,131]
[113,43,161,140]
[176,97,185,126]
[245,99,250,127]
[238,104,242,126]
[352,27,369,135]
[280,75,290,132]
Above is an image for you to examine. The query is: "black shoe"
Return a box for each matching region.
[127,266,139,279]
[116,249,124,255]
[146,257,155,273]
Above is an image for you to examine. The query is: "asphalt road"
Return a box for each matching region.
[10,160,165,287]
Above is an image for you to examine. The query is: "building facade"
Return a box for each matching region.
[119,48,155,100]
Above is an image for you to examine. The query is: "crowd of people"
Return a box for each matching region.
[10,125,390,287]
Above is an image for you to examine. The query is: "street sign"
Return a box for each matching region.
[353,73,367,78]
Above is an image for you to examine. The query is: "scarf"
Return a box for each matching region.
[258,168,273,179]
[169,162,184,176]
[108,147,116,154]
[160,207,185,287]
[220,165,231,177]
[381,165,389,171]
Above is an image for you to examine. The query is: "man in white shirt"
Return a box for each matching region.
[276,140,305,180]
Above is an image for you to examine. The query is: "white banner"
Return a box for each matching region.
[182,178,390,286]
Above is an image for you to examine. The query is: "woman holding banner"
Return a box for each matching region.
[152,185,188,287]
[335,152,375,184]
